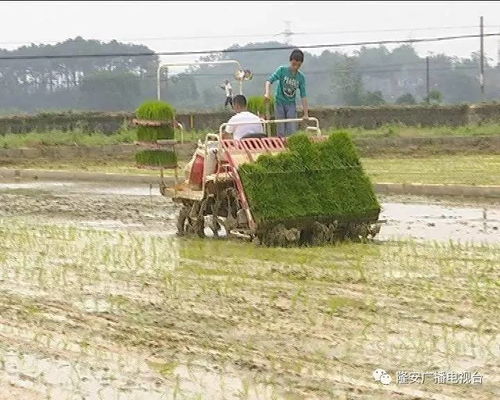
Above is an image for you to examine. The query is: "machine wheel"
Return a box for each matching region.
[177,203,205,237]
[203,196,221,238]
[258,224,300,247]
[210,210,222,238]
[206,185,242,237]
[176,205,190,236]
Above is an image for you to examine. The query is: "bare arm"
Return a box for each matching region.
[264,81,271,100]
[265,67,281,100]
[301,97,309,119]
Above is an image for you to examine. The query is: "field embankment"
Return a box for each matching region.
[3,103,500,133]
[1,143,498,187]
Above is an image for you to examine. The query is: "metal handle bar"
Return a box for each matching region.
[157,60,244,100]
[218,117,321,139]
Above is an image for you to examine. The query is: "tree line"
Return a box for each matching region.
[0,37,157,113]
[0,37,499,113]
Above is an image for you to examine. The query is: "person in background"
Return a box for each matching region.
[220,79,233,108]
[225,95,264,140]
[264,48,309,137]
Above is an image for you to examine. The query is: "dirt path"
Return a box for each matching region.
[0,181,498,399]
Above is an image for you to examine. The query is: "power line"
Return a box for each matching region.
[163,61,421,77]
[1,25,497,47]
[146,64,483,81]
[0,32,277,47]
[292,25,499,36]
[0,32,499,61]
[182,59,484,74]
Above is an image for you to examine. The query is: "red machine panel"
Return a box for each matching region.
[222,138,287,168]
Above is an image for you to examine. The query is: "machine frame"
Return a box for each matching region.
[162,117,326,239]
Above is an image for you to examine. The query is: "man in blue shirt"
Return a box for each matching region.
[264,49,309,137]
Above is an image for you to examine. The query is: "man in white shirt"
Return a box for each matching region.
[185,95,265,182]
[225,95,265,140]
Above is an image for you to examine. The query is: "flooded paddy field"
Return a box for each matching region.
[0,180,498,244]
[0,180,498,399]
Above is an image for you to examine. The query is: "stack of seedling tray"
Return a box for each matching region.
[239,132,381,235]
[133,100,178,169]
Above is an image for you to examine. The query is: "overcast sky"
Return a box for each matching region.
[1,1,499,71]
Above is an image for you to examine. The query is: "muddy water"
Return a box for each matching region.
[0,180,498,244]
[0,180,174,234]
[379,200,500,244]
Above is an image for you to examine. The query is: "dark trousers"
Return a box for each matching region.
[224,96,233,107]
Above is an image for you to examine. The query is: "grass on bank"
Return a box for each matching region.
[363,154,500,185]
[1,122,500,149]
[0,128,136,148]
[343,122,500,138]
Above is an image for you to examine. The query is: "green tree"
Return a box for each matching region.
[166,73,199,108]
[395,93,417,105]
[1,38,499,112]
[332,57,364,106]
[79,71,141,110]
[424,89,443,104]
[362,90,386,106]
[0,37,158,112]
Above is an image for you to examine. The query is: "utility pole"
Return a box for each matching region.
[498,26,500,67]
[480,16,485,99]
[283,21,293,44]
[426,56,430,104]
[275,21,295,44]
[497,25,500,67]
